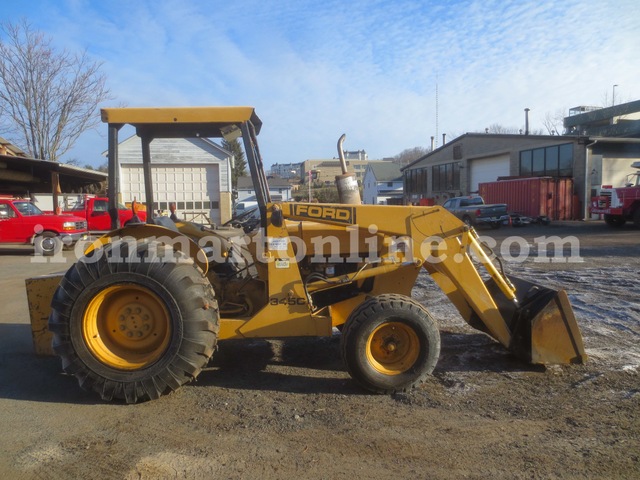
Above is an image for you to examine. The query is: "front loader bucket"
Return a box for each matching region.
[484,276,587,365]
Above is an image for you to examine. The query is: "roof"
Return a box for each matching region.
[0,154,106,194]
[367,162,402,182]
[237,176,292,189]
[101,106,262,138]
[402,132,586,171]
[564,99,640,128]
[0,137,29,157]
[111,135,232,164]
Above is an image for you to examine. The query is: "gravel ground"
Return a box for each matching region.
[0,221,638,479]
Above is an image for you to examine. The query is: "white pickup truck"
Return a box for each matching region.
[443,196,509,229]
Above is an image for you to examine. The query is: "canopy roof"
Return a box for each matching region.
[101,106,262,138]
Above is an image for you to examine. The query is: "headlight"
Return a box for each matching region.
[63,221,77,231]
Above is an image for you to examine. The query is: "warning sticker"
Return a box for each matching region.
[275,258,290,269]
[268,237,289,251]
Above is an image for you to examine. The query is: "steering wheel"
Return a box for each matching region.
[222,207,261,233]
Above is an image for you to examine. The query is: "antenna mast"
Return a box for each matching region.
[435,74,439,148]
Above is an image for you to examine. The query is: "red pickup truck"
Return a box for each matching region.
[0,197,87,255]
[65,197,147,232]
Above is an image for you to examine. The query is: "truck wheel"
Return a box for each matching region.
[341,294,440,394]
[604,214,626,227]
[48,241,219,403]
[34,232,62,256]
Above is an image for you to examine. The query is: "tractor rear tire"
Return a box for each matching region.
[48,241,219,403]
[341,294,440,394]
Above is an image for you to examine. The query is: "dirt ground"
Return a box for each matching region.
[0,221,638,479]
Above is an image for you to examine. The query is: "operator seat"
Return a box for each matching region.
[152,216,180,232]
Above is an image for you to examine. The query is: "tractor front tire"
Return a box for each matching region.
[341,294,440,394]
[49,241,219,403]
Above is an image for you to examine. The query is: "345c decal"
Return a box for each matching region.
[269,297,307,306]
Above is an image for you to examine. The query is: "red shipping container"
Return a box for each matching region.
[478,177,575,221]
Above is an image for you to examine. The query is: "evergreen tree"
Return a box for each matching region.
[222,137,247,188]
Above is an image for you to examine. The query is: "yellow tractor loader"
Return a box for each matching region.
[27,107,586,403]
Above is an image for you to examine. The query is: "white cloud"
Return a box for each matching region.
[2,0,640,166]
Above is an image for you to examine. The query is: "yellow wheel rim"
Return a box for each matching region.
[82,284,172,370]
[366,322,420,375]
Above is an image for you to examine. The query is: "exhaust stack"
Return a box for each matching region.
[335,134,361,205]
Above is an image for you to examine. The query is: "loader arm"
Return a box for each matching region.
[280,202,586,364]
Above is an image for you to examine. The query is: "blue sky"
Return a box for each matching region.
[2,0,639,168]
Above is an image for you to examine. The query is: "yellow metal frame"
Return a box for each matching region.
[281,202,517,347]
[101,106,262,135]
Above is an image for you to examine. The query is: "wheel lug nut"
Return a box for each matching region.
[136,331,143,338]
[119,325,126,331]
[126,331,133,338]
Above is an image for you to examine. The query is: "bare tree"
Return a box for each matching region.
[542,108,567,135]
[393,146,430,166]
[484,123,520,134]
[0,20,110,161]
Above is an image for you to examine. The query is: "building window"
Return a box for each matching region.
[432,162,461,191]
[519,143,573,177]
[404,167,429,196]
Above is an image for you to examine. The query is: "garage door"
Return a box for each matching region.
[120,164,221,224]
[601,157,634,188]
[469,155,510,192]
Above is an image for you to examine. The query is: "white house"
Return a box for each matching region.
[363,163,403,205]
[236,176,293,202]
[116,136,233,224]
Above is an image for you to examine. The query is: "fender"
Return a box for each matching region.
[84,224,209,274]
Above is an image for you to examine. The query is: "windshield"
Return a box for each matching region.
[459,197,483,207]
[70,200,128,211]
[14,201,43,216]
